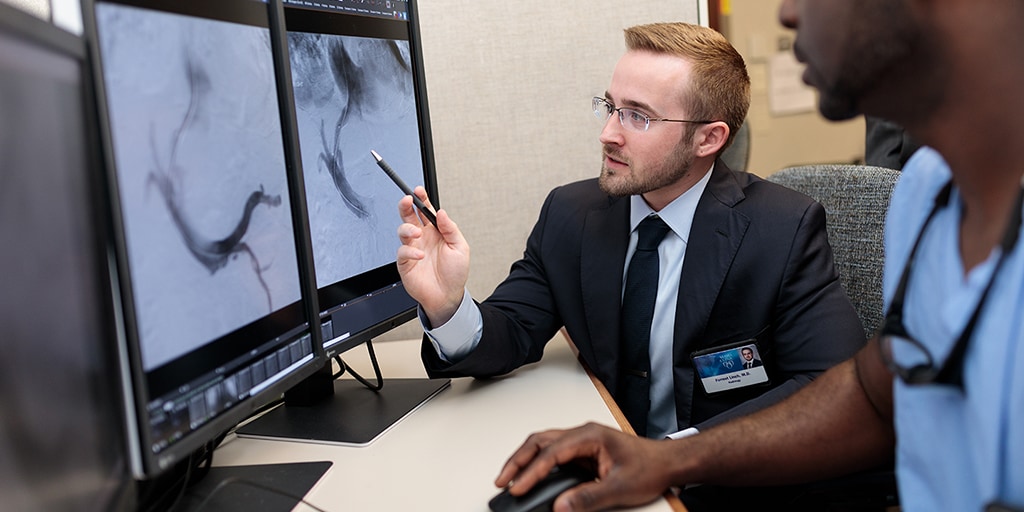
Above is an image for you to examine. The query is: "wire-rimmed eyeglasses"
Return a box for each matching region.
[592,97,713,133]
[877,181,1023,389]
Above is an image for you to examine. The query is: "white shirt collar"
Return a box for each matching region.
[629,163,715,244]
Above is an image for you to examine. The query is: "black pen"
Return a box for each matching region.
[370,149,438,228]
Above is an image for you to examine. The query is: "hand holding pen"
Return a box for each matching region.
[373,149,469,326]
[371,149,438,228]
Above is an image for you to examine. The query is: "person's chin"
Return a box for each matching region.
[816,92,861,121]
[599,172,633,197]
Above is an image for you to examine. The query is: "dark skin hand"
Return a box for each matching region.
[495,340,897,512]
[494,423,677,512]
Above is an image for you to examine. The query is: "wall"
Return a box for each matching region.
[725,0,864,177]
[383,1,701,340]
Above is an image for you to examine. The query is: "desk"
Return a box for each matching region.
[214,334,683,511]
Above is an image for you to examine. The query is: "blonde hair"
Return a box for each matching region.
[624,22,750,151]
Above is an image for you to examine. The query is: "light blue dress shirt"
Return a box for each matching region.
[885,147,1024,511]
[623,168,712,438]
[423,167,715,439]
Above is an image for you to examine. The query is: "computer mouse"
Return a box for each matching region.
[488,463,596,512]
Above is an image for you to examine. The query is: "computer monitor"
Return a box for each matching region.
[234,0,449,446]
[0,4,134,510]
[85,0,324,478]
[286,0,436,358]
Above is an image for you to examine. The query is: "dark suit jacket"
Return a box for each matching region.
[421,161,864,431]
[743,359,763,369]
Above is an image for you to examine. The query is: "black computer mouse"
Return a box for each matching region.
[488,463,596,512]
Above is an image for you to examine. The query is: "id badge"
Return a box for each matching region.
[691,339,769,394]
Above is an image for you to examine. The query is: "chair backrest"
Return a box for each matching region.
[720,119,751,173]
[768,164,901,339]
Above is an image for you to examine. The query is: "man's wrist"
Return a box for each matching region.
[423,296,463,329]
[422,289,482,363]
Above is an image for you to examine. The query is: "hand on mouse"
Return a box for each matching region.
[494,423,681,512]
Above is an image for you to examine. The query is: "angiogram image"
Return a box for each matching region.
[289,32,426,289]
[96,4,303,371]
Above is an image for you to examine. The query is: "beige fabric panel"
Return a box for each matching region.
[384,1,702,340]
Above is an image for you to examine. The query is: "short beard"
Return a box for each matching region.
[815,87,860,121]
[818,13,917,121]
[598,136,696,197]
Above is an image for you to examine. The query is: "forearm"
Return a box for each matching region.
[693,373,810,432]
[672,343,895,486]
[421,301,554,378]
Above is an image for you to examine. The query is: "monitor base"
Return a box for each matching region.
[236,377,450,446]
[176,461,332,512]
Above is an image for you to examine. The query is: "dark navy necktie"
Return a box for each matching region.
[618,215,671,437]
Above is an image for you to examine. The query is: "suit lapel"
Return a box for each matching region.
[673,163,750,425]
[572,164,751,426]
[579,196,630,385]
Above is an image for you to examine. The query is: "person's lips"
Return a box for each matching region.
[604,151,628,169]
[790,43,818,87]
[792,42,807,64]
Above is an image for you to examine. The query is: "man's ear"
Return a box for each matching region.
[694,121,730,158]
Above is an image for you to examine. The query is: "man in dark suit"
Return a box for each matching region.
[740,347,762,370]
[395,22,863,439]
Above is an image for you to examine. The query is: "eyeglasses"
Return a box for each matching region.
[878,181,1023,389]
[592,97,713,133]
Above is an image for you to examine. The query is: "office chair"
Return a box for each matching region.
[721,118,751,173]
[768,164,901,339]
[767,164,902,511]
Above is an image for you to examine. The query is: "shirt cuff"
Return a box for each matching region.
[666,427,700,440]
[421,289,483,363]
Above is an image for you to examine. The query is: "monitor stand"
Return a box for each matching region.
[235,376,450,446]
[177,461,333,512]
[236,339,450,446]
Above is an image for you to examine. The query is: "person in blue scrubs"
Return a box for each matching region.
[494,1,1024,511]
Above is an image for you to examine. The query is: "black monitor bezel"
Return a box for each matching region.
[282,0,438,358]
[0,3,136,509]
[82,0,326,478]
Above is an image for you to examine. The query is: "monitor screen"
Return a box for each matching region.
[0,5,133,510]
[231,0,446,447]
[89,0,322,477]
[284,0,436,357]
[284,0,409,20]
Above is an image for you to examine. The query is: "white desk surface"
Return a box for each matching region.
[214,334,681,511]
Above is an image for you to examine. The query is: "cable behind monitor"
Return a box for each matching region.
[333,339,383,391]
